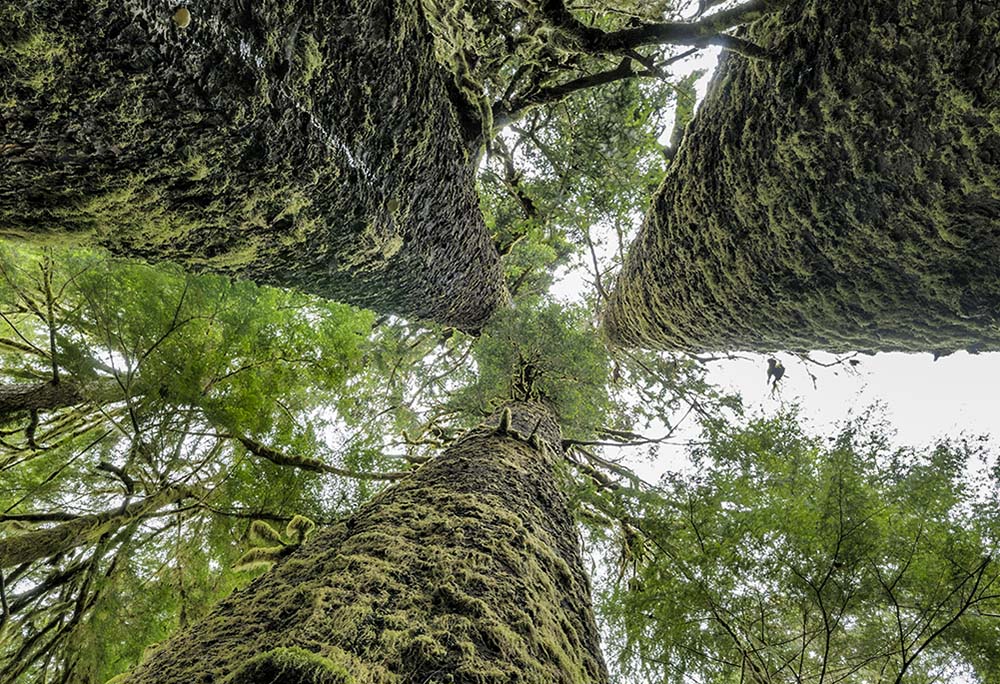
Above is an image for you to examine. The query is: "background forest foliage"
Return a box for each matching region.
[2,246,998,683]
[1,0,999,682]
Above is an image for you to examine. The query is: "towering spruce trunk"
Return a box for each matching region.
[605,0,1000,353]
[124,402,609,684]
[0,0,505,330]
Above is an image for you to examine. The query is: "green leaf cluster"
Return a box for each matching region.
[0,245,377,684]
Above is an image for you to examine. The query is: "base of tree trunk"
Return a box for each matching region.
[0,0,505,330]
[605,0,1000,353]
[123,402,609,684]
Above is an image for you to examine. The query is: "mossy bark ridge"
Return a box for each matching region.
[0,0,505,330]
[605,0,1000,353]
[124,402,609,684]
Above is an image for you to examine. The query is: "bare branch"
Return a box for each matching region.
[534,0,785,56]
[233,435,409,482]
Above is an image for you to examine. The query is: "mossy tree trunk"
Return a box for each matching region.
[123,402,609,684]
[605,0,1000,353]
[0,0,505,330]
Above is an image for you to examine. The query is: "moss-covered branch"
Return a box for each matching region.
[535,0,786,54]
[0,381,84,417]
[234,435,409,482]
[0,486,197,568]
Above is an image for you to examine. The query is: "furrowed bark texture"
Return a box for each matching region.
[605,0,1000,353]
[0,0,505,330]
[124,402,609,684]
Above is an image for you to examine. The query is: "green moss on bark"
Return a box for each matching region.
[606,0,1000,352]
[0,0,505,330]
[223,648,354,684]
[121,403,608,684]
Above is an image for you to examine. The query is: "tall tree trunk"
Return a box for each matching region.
[606,0,1000,353]
[124,402,609,684]
[0,0,505,331]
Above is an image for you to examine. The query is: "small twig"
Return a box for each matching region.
[0,567,9,635]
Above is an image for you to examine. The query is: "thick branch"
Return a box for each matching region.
[536,0,785,55]
[0,487,196,568]
[597,0,786,51]
[234,436,409,482]
[495,58,635,128]
[0,381,85,418]
[41,253,60,384]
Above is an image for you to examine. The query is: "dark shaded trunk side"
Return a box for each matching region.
[0,0,505,330]
[605,0,1000,353]
[124,402,609,684]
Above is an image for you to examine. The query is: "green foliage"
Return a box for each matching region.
[451,300,611,440]
[0,244,379,684]
[480,75,675,303]
[593,409,1000,683]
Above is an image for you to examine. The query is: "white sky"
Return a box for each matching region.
[711,350,1000,443]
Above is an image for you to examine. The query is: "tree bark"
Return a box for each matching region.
[605,0,1000,353]
[0,380,85,418]
[0,0,505,331]
[123,402,609,684]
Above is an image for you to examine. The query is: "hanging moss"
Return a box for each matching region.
[121,403,608,684]
[605,0,1000,353]
[0,0,505,330]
